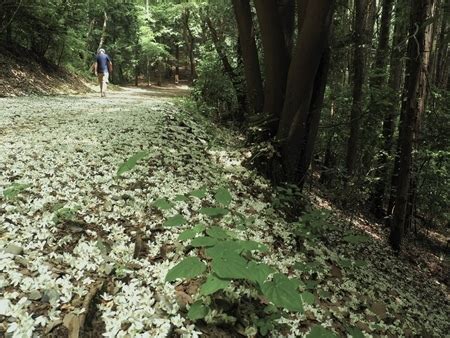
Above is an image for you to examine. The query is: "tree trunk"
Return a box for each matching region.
[363,0,395,166]
[434,0,449,88]
[345,0,369,178]
[372,0,410,219]
[183,9,197,81]
[175,44,180,84]
[390,0,435,251]
[277,0,335,181]
[297,46,332,187]
[232,0,264,115]
[98,11,108,51]
[278,0,296,60]
[254,0,290,133]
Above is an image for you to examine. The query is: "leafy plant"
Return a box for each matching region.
[3,183,31,200]
[294,209,333,241]
[117,151,149,177]
[163,187,309,335]
[53,205,81,224]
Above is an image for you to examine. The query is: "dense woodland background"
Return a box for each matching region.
[1,0,448,262]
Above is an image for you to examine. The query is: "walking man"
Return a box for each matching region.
[94,48,112,97]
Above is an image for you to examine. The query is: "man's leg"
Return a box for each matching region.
[98,73,104,97]
[103,73,109,97]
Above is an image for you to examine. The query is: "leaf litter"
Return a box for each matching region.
[0,90,448,337]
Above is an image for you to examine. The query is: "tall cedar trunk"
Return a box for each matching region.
[390,0,435,251]
[254,0,290,133]
[183,9,197,81]
[435,0,449,88]
[345,0,369,178]
[364,0,395,164]
[297,47,332,187]
[277,0,296,59]
[205,16,247,118]
[232,0,264,115]
[278,0,335,181]
[373,0,409,219]
[175,44,180,84]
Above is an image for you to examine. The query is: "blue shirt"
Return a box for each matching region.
[96,53,111,73]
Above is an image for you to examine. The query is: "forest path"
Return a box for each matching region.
[0,89,448,337]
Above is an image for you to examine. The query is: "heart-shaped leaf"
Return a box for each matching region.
[166,257,206,282]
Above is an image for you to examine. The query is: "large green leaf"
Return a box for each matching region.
[117,151,148,176]
[200,207,229,217]
[165,257,206,282]
[211,252,248,279]
[306,325,338,338]
[247,262,275,286]
[261,274,303,312]
[178,224,206,241]
[164,214,187,227]
[240,240,268,252]
[214,187,232,206]
[301,291,315,305]
[206,226,229,239]
[205,241,244,259]
[191,236,218,247]
[187,301,209,321]
[347,327,365,338]
[153,198,174,210]
[190,187,207,199]
[200,274,231,296]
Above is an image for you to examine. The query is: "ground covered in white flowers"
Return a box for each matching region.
[0,88,448,337]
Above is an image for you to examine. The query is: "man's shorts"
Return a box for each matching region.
[98,72,109,84]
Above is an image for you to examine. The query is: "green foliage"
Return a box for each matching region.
[153,198,175,210]
[199,274,231,296]
[53,205,81,224]
[178,224,206,241]
[306,325,338,338]
[342,234,371,244]
[199,207,229,217]
[261,274,304,312]
[3,183,31,200]
[165,257,206,282]
[214,187,232,206]
[192,52,239,118]
[164,214,187,227]
[294,209,333,240]
[163,187,310,334]
[190,236,218,247]
[117,151,148,177]
[187,301,209,321]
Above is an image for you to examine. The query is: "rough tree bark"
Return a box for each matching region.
[363,0,395,164]
[183,9,197,81]
[254,0,290,133]
[277,0,335,182]
[232,0,264,115]
[373,0,410,220]
[390,0,435,251]
[345,0,369,178]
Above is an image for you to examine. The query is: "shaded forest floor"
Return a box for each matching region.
[0,87,448,337]
[0,47,91,97]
